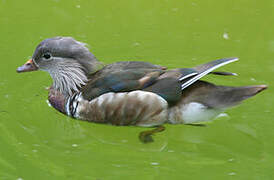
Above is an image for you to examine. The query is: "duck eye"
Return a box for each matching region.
[43,53,51,59]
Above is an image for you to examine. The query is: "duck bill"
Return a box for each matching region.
[16,59,38,73]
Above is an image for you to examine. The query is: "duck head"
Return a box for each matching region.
[17,37,101,96]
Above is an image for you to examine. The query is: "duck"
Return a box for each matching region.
[17,37,267,142]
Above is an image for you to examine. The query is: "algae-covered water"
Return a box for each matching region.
[0,0,274,179]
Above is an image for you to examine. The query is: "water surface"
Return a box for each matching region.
[0,0,273,179]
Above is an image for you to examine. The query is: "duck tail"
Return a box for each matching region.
[181,81,267,109]
[216,84,267,107]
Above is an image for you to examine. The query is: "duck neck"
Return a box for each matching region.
[47,61,89,114]
[48,61,88,97]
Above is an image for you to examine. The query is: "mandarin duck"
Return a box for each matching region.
[17,37,267,142]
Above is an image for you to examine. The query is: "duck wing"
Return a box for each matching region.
[82,61,166,100]
[143,58,239,104]
[81,58,238,104]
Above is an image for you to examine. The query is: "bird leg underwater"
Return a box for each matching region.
[139,125,166,143]
[138,123,206,143]
[185,123,207,127]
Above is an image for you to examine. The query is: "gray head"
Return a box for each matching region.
[17,37,102,96]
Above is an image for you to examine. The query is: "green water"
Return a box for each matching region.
[0,0,273,179]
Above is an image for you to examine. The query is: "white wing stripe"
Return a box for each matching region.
[181,58,238,90]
